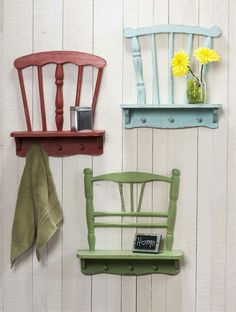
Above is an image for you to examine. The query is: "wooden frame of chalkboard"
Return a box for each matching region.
[132,233,162,254]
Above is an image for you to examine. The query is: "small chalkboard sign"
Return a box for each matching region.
[132,233,162,254]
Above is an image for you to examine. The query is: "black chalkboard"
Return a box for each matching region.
[132,233,162,254]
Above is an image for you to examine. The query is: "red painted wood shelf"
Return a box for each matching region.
[10,130,105,157]
[11,51,106,157]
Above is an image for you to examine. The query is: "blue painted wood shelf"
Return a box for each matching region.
[121,104,222,129]
[121,24,222,130]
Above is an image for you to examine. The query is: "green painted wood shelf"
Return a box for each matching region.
[77,168,183,276]
[77,250,184,276]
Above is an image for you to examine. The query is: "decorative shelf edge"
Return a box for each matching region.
[77,249,184,276]
[10,130,105,157]
[121,104,222,129]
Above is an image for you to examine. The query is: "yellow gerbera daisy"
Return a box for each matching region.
[171,51,190,77]
[194,47,220,64]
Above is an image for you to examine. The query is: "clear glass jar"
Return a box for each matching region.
[187,74,206,104]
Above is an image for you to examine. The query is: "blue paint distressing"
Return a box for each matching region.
[122,24,222,129]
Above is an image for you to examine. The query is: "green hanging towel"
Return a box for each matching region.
[11,144,63,267]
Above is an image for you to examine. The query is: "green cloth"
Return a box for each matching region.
[11,144,63,267]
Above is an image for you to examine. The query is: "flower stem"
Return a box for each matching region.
[200,64,204,82]
[188,66,195,77]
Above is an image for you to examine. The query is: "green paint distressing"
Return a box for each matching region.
[77,168,183,275]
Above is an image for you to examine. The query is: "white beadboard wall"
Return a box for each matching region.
[0,0,234,311]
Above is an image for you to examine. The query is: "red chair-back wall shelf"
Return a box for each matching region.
[11,51,106,157]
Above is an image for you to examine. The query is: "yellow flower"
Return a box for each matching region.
[171,51,190,77]
[194,47,220,64]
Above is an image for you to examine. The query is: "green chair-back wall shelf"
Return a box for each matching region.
[121,24,222,129]
[77,168,183,276]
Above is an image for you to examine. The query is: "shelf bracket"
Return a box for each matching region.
[124,109,131,124]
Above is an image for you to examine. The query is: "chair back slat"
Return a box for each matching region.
[168,32,174,105]
[150,34,160,105]
[130,183,134,212]
[94,211,168,217]
[187,33,194,57]
[124,25,221,105]
[37,66,47,131]
[75,65,83,106]
[94,222,168,228]
[118,183,126,212]
[137,182,145,212]
[184,33,194,104]
[131,36,146,104]
[14,51,106,131]
[17,69,32,131]
[204,36,213,48]
[92,68,103,117]
[203,36,213,78]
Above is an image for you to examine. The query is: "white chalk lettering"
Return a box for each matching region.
[136,236,156,248]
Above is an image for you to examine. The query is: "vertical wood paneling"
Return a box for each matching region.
[136,2,154,312]
[0,2,3,310]
[227,0,236,310]
[197,1,228,312]
[152,1,169,311]
[33,1,63,311]
[122,1,139,311]
[2,1,33,312]
[210,3,228,311]
[168,1,198,312]
[92,1,123,311]
[62,1,93,311]
[196,2,214,306]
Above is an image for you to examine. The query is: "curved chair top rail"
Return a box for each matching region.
[124,24,222,38]
[14,51,106,69]
[89,169,181,184]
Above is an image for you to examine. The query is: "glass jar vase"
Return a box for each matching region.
[187,75,206,104]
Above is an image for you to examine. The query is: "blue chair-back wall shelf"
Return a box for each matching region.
[121,25,222,129]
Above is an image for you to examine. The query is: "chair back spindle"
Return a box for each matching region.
[131,37,146,104]
[55,64,64,131]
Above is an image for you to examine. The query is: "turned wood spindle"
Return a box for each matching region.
[55,64,64,131]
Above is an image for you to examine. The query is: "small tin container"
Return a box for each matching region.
[70,106,93,131]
